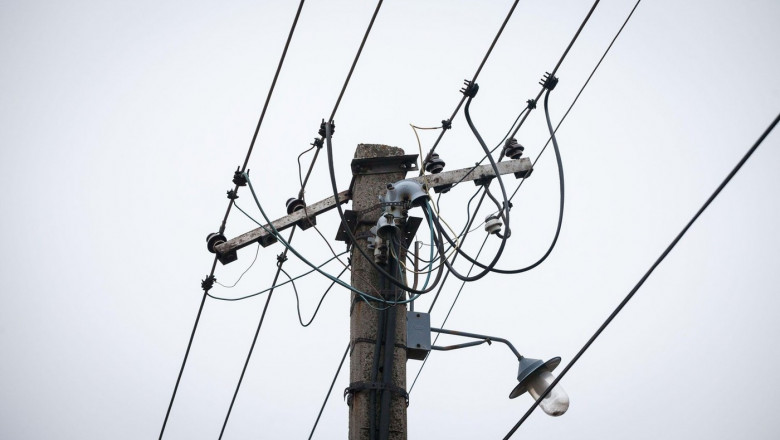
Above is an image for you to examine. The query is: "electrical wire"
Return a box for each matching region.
[308,343,350,440]
[215,243,261,288]
[409,233,490,394]
[323,122,445,296]
[206,250,348,302]
[503,0,601,143]
[509,0,642,203]
[425,0,522,160]
[240,173,422,305]
[218,228,297,440]
[432,88,564,275]
[504,112,780,439]
[281,264,350,327]
[158,3,306,438]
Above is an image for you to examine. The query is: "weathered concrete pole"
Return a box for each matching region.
[348,144,408,440]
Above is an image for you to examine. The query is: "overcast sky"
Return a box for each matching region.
[1,0,779,439]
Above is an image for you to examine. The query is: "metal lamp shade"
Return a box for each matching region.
[508,356,561,399]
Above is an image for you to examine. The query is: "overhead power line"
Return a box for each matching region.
[218,228,297,440]
[504,111,780,438]
[509,0,642,203]
[426,0,522,159]
[157,2,307,438]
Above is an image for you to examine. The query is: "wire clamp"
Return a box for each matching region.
[226,189,238,200]
[276,253,288,267]
[201,274,216,292]
[344,381,409,407]
[311,138,324,149]
[460,79,479,98]
[318,119,335,137]
[540,72,559,90]
[526,98,537,109]
[232,167,247,186]
[441,119,452,130]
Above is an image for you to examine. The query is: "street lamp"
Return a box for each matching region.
[406,317,570,417]
[509,356,569,416]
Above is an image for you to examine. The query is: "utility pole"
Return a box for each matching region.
[347,144,410,440]
[209,145,532,439]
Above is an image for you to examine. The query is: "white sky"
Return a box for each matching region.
[1,0,779,439]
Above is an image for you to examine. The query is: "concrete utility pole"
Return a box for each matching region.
[209,144,533,439]
[348,144,409,440]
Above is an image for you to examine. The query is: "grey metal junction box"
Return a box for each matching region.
[406,311,431,361]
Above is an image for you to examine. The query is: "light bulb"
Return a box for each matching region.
[526,370,569,416]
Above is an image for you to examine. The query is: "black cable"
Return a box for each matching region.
[297,143,317,189]
[324,121,445,296]
[307,343,350,440]
[159,4,306,437]
[157,261,213,440]
[328,0,384,123]
[217,0,307,235]
[505,0,600,143]
[282,264,350,327]
[409,233,490,393]
[433,88,564,275]
[426,0,522,159]
[425,190,488,313]
[509,0,641,203]
[218,228,297,440]
[423,94,512,283]
[504,112,780,439]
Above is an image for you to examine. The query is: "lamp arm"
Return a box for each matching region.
[430,327,522,360]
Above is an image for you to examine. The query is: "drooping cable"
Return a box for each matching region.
[216,243,260,288]
[424,92,512,282]
[504,112,780,439]
[218,228,297,440]
[281,264,350,327]
[158,3,307,438]
[509,0,641,203]
[207,250,348,302]
[433,88,564,275]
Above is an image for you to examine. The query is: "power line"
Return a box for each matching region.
[218,228,297,440]
[504,111,780,439]
[328,0,385,123]
[308,343,350,439]
[158,3,307,438]
[425,0,522,159]
[504,0,601,142]
[509,0,642,203]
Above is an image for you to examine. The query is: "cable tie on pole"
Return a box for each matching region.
[226,189,238,200]
[540,72,559,90]
[232,166,247,186]
[460,80,479,98]
[526,98,537,109]
[319,119,335,138]
[201,274,216,292]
